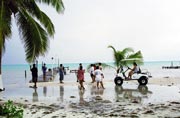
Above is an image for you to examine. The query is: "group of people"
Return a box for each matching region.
[30,63,66,88]
[30,62,139,89]
[30,62,105,89]
[76,63,105,90]
[89,63,105,89]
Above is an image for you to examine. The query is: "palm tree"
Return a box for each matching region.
[108,45,143,73]
[0,0,64,90]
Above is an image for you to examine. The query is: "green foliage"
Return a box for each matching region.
[86,62,115,70]
[0,0,64,63]
[108,45,144,70]
[0,100,23,118]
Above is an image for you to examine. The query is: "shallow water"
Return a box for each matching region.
[1,63,180,106]
[1,78,180,105]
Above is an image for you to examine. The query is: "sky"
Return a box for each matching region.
[2,0,180,64]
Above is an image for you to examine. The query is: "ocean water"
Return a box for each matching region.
[1,61,180,86]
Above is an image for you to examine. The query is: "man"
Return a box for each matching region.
[59,64,64,83]
[30,64,38,88]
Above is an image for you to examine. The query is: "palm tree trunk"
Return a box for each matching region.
[0,48,4,91]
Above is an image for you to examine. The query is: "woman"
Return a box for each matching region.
[77,65,85,90]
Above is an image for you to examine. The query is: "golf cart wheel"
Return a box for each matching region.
[138,76,148,85]
[114,77,123,86]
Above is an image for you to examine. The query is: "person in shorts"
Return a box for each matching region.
[94,66,105,89]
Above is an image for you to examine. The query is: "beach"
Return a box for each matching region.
[1,64,180,118]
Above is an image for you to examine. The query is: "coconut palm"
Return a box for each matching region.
[108,45,143,73]
[0,0,64,90]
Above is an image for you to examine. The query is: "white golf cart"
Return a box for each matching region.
[114,66,151,86]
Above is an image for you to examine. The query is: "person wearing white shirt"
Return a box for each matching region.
[94,66,105,89]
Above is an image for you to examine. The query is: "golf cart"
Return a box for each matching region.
[114,66,151,86]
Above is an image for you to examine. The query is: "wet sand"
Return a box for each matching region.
[1,75,180,117]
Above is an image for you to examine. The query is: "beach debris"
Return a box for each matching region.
[131,99,139,103]
[143,109,154,114]
[49,104,59,108]
[43,111,52,114]
[24,100,28,102]
[51,116,59,118]
[170,101,180,104]
[101,100,112,103]
[70,96,76,98]
[95,96,103,100]
[109,113,118,117]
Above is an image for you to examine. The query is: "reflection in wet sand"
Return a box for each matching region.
[115,85,152,103]
[59,86,64,102]
[90,85,104,96]
[79,89,85,105]
[32,88,38,102]
[43,86,47,97]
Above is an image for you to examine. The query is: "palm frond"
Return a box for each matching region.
[86,62,116,70]
[108,45,144,69]
[36,0,65,13]
[39,12,55,36]
[16,8,49,62]
[121,47,134,57]
[108,45,120,67]
[128,51,143,59]
[122,51,143,65]
[108,45,117,53]
[0,0,12,52]
[24,1,55,36]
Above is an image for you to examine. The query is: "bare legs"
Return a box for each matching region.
[79,80,85,90]
[96,81,105,89]
[128,71,133,79]
[91,75,95,83]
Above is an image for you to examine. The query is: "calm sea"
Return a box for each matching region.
[2,61,180,86]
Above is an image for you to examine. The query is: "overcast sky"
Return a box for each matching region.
[2,0,180,64]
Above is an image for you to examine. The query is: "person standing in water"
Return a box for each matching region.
[42,63,47,81]
[59,64,64,83]
[94,66,105,89]
[77,65,85,90]
[89,64,95,83]
[30,64,38,88]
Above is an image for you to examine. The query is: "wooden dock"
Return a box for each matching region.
[162,66,180,69]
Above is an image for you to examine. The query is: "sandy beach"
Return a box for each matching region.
[1,70,180,118]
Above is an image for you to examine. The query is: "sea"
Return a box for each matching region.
[2,61,180,86]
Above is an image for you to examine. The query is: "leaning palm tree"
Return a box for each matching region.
[0,0,64,90]
[108,45,143,73]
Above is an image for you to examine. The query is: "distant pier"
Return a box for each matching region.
[162,66,180,69]
[162,61,180,69]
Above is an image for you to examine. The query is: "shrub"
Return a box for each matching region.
[0,100,23,118]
